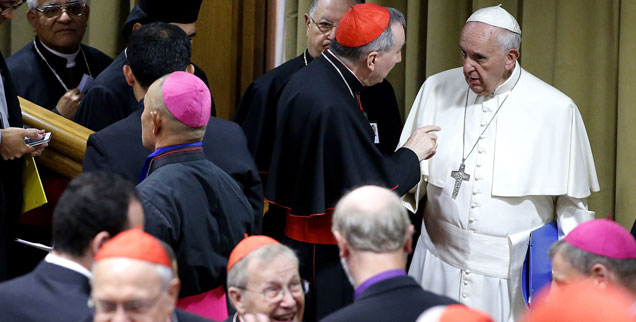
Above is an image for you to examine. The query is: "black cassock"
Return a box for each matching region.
[82,107,264,230]
[265,50,419,321]
[74,50,214,131]
[137,146,255,298]
[6,38,112,111]
[234,49,403,186]
[0,49,25,281]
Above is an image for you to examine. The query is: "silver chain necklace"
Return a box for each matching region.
[450,68,522,199]
[33,40,92,92]
[303,49,308,66]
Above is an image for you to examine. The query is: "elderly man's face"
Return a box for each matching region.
[236,255,305,322]
[91,258,177,322]
[459,22,516,95]
[27,0,88,54]
[551,251,586,290]
[367,22,404,86]
[305,0,355,58]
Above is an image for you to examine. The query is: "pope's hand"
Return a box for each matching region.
[403,125,440,161]
[0,127,45,160]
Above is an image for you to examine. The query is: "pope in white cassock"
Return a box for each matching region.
[399,5,600,322]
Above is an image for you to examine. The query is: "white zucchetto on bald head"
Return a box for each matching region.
[466,4,521,35]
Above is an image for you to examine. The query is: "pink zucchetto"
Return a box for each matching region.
[161,71,211,128]
[564,219,636,259]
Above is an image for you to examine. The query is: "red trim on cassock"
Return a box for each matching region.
[265,199,337,245]
[152,147,203,160]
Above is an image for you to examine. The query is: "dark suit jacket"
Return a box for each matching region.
[0,50,24,281]
[82,108,264,230]
[0,260,92,322]
[175,309,214,322]
[320,275,457,322]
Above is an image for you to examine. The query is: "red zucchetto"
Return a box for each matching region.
[95,229,172,268]
[227,235,280,273]
[336,3,390,47]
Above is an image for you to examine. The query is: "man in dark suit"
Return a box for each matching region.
[82,22,263,228]
[0,0,48,281]
[0,172,144,322]
[321,185,456,322]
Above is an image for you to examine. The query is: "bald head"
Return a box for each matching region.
[332,185,411,252]
[141,74,207,151]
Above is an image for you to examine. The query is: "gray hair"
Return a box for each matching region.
[227,244,299,288]
[330,7,405,64]
[332,185,410,252]
[28,0,87,9]
[308,0,364,18]
[549,240,636,286]
[494,27,521,54]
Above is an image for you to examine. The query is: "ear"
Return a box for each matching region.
[26,9,38,32]
[366,52,379,72]
[228,287,247,314]
[166,277,181,302]
[304,13,311,29]
[504,48,520,71]
[404,224,415,254]
[151,109,162,136]
[89,231,111,259]
[590,263,614,286]
[123,65,136,87]
[186,64,195,75]
[132,22,143,32]
[333,231,349,258]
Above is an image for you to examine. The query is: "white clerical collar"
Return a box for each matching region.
[39,40,79,68]
[492,61,520,96]
[44,252,92,279]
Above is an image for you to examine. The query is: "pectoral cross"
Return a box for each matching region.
[450,163,470,199]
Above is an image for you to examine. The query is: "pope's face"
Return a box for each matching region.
[459,22,515,96]
[27,0,89,54]
[305,0,356,58]
[235,255,305,322]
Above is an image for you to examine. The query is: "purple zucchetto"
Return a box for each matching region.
[564,219,636,259]
[161,72,211,128]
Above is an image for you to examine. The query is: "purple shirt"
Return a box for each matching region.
[354,269,406,300]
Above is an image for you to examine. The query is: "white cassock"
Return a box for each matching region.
[399,63,600,322]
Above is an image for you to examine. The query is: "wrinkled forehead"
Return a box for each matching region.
[38,0,82,6]
[247,256,299,285]
[312,0,356,21]
[460,22,501,49]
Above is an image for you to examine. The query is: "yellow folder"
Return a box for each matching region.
[21,156,47,213]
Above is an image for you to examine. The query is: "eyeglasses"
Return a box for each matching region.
[88,291,164,317]
[239,279,309,303]
[310,17,337,34]
[33,1,85,18]
[0,0,26,16]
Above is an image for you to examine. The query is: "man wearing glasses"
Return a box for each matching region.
[234,0,403,193]
[7,0,112,119]
[0,0,48,282]
[91,229,211,322]
[227,236,305,322]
